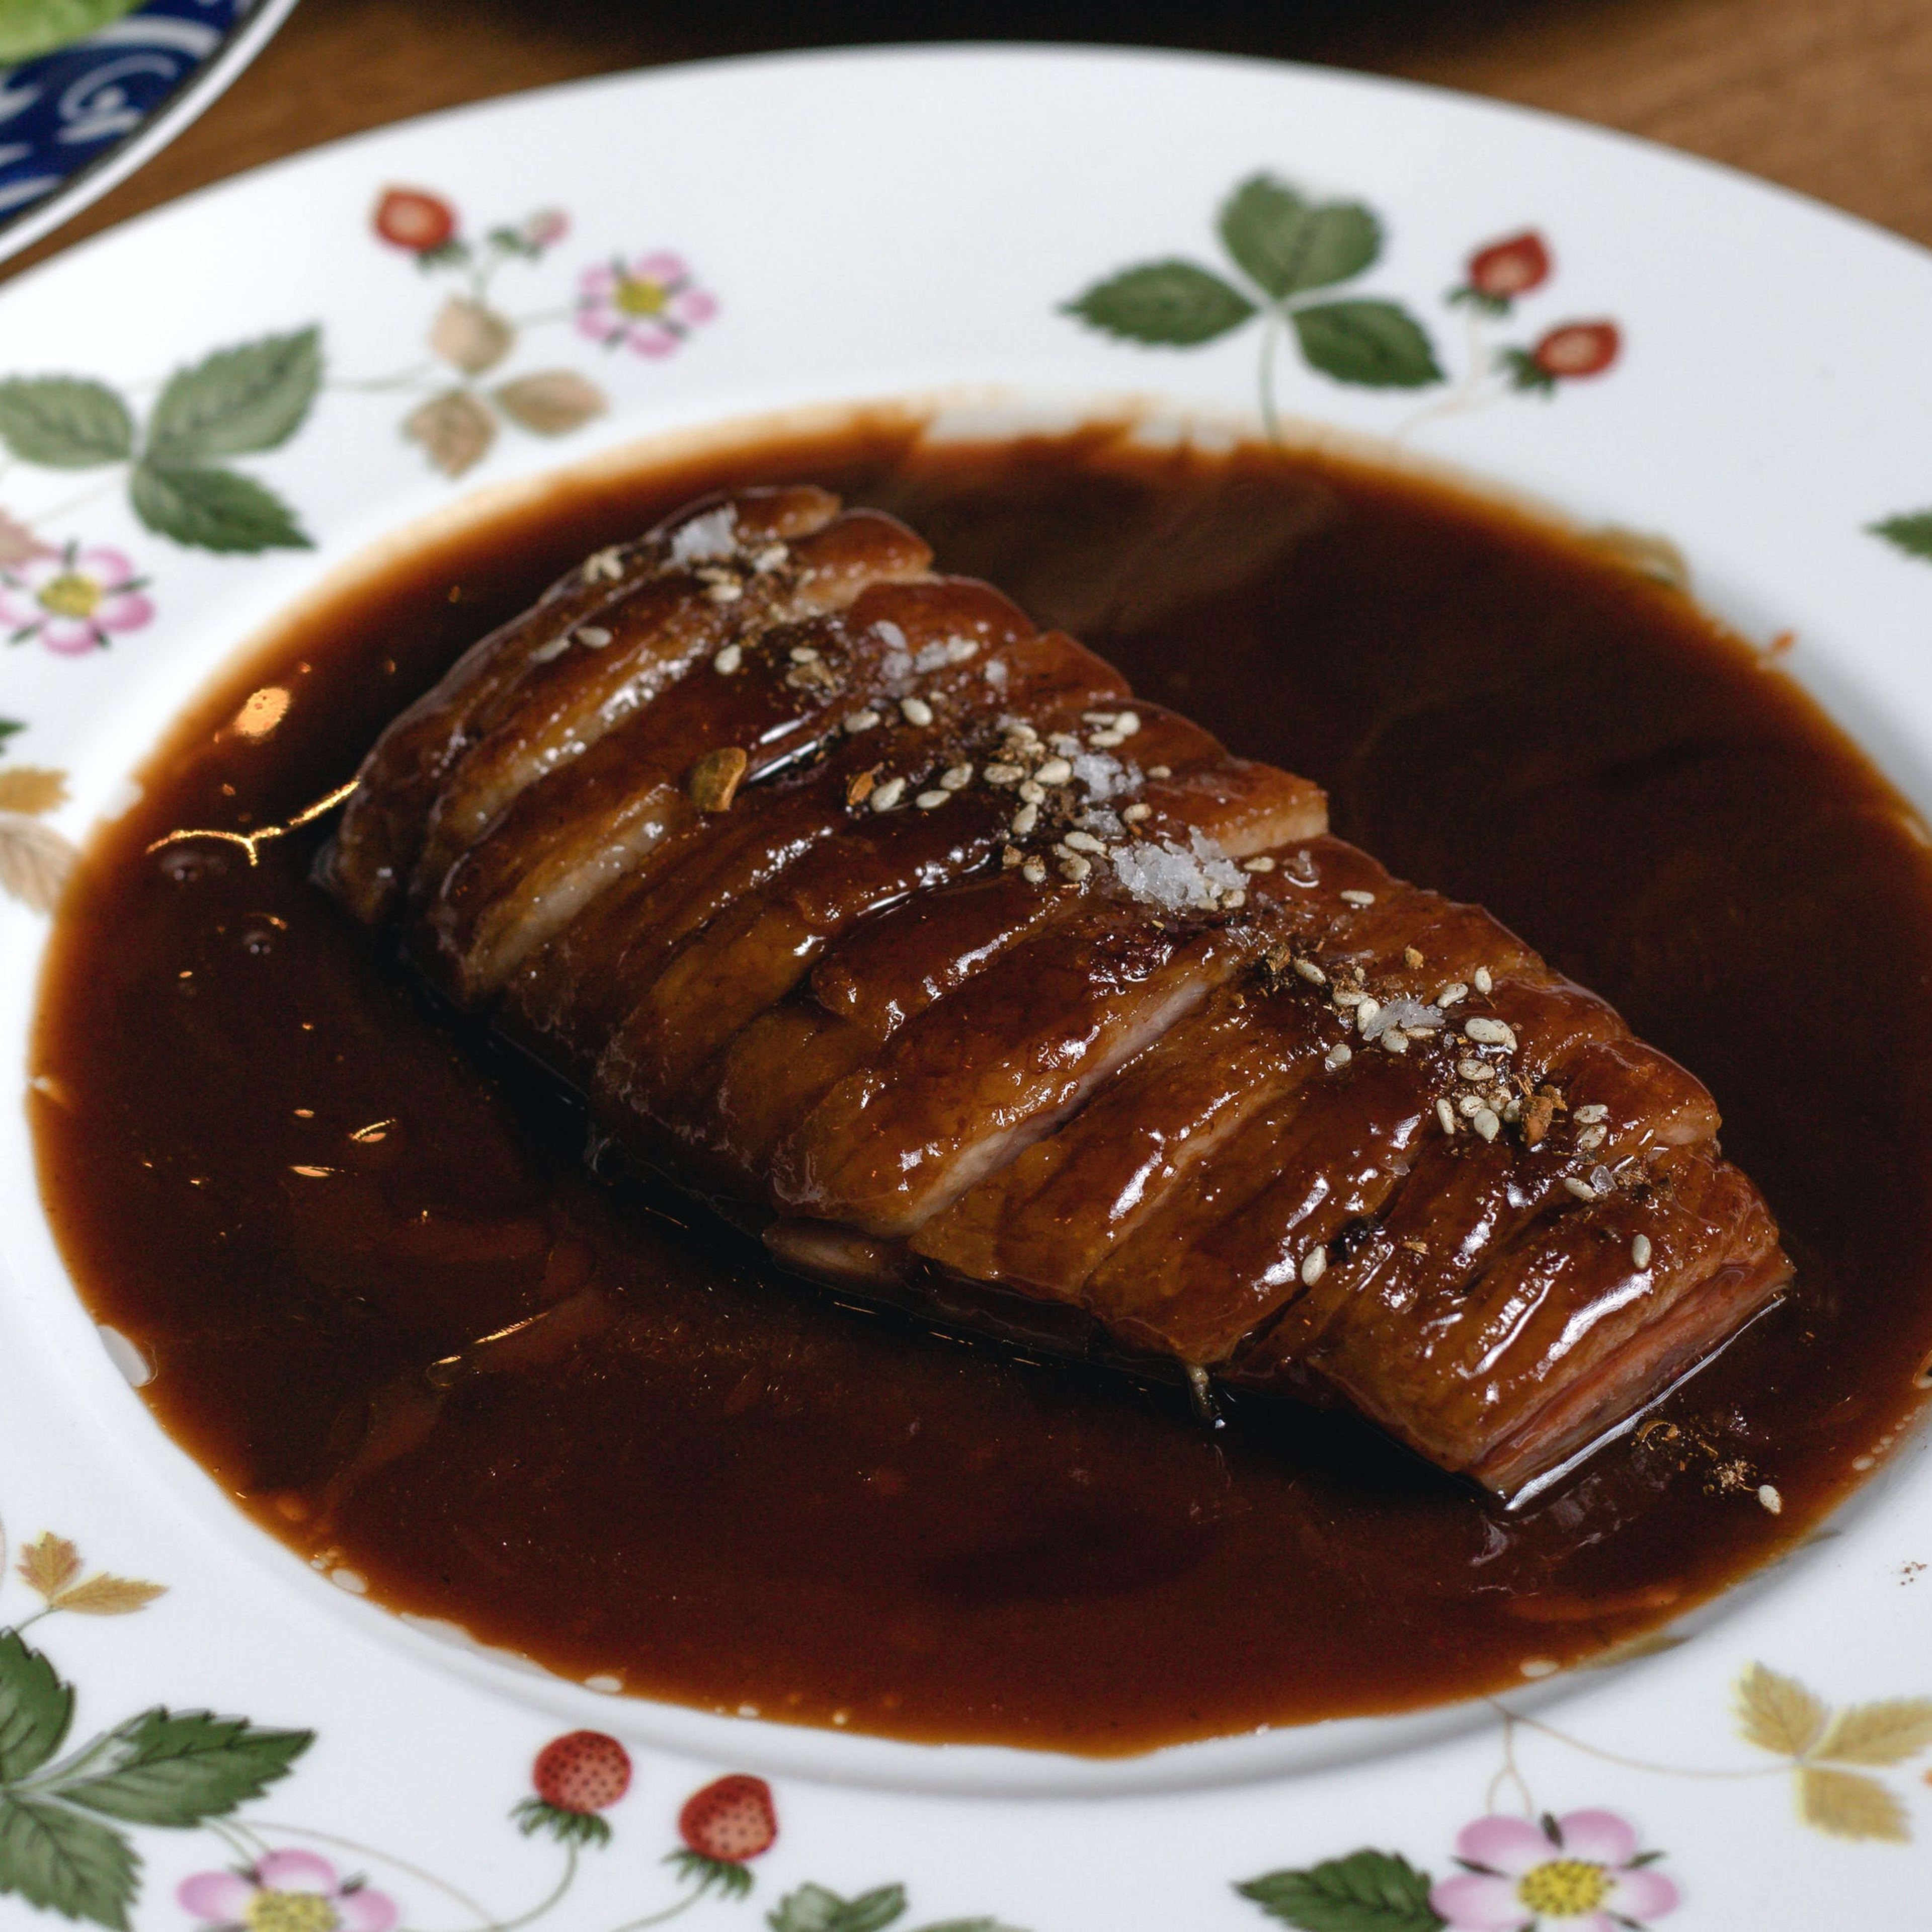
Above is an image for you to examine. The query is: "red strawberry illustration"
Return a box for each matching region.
[512,1730,632,1847]
[1455,230,1551,311]
[1500,320,1622,394]
[665,1775,778,1899]
[373,187,457,255]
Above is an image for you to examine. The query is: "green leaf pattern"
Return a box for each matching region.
[1239,1850,1444,1932]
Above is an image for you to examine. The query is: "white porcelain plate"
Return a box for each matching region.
[2,46,1931,1932]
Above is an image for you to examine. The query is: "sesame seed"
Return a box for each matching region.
[1060,853,1092,882]
[1458,1058,1493,1082]
[1293,958,1327,986]
[1464,1017,1517,1049]
[1082,711,1118,727]
[1502,1097,1523,1122]
[1576,1125,1606,1151]
[1574,1103,1609,1124]
[941,762,974,790]
[1757,1484,1783,1514]
[1089,730,1125,748]
[1382,1028,1409,1054]
[983,762,1023,785]
[1010,802,1039,837]
[1113,711,1142,737]
[1519,1659,1559,1680]
[1564,1177,1598,1201]
[1049,732,1081,756]
[1224,889,1247,909]
[1473,1107,1501,1142]
[1300,1246,1328,1286]
[789,645,821,664]
[1021,859,1046,884]
[869,777,906,812]
[1332,986,1364,1007]
[1436,983,1468,1006]
[916,790,950,810]
[1631,1234,1653,1268]
[753,543,788,572]
[1148,764,1172,779]
[705,580,743,604]
[577,625,612,648]
[1436,1098,1457,1135]
[1123,802,1153,824]
[1035,757,1074,786]
[1064,830,1105,854]
[1403,946,1424,969]
[843,708,881,732]
[1355,998,1382,1034]
[531,633,572,663]
[1243,855,1276,872]
[585,545,625,581]
[1474,967,1493,994]
[900,696,934,727]
[946,638,980,663]
[712,643,743,675]
[1456,1092,1484,1116]
[1340,889,1376,906]
[1018,779,1046,805]
[1324,1042,1352,1070]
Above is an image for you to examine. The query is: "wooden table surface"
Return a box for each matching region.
[9,0,1932,283]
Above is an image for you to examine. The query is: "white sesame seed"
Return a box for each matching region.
[1574,1103,1609,1124]
[531,633,572,663]
[941,762,974,790]
[1010,802,1039,837]
[1018,779,1046,804]
[916,790,950,810]
[1060,853,1092,882]
[945,638,980,663]
[1502,1097,1523,1122]
[1035,757,1074,786]
[1458,1092,1486,1116]
[1049,732,1081,755]
[577,625,613,648]
[1324,1042,1352,1071]
[1089,730,1125,748]
[1332,986,1364,1008]
[1474,967,1493,994]
[1458,1058,1493,1082]
[1436,1098,1457,1135]
[1464,1018,1517,1049]
[1757,1483,1783,1514]
[983,762,1023,785]
[1113,711,1141,737]
[712,643,743,674]
[753,543,788,572]
[1243,855,1276,873]
[1300,1246,1328,1286]
[1519,1659,1559,1680]
[789,645,821,664]
[1631,1234,1653,1269]
[900,696,934,727]
[1022,859,1046,884]
[1122,802,1152,824]
[843,708,881,732]
[1355,998,1382,1034]
[1063,830,1105,854]
[1340,889,1376,906]
[1147,764,1172,779]
[1224,889,1247,909]
[585,545,625,581]
[1082,711,1118,727]
[1473,1107,1501,1142]
[869,777,906,812]
[1576,1125,1606,1151]
[1564,1177,1598,1201]
[1293,958,1327,986]
[1436,983,1468,1007]
[1382,1028,1409,1054]
[705,580,743,604]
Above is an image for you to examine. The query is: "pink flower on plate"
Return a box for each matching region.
[179,1849,397,1932]
[1430,1811,1679,1931]
[0,543,152,656]
[576,252,718,357]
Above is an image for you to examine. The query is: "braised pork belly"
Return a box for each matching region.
[322,485,1791,1496]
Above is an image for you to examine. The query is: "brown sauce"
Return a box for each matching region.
[31,417,1932,1754]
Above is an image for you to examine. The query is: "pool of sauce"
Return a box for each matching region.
[31,419,1932,1753]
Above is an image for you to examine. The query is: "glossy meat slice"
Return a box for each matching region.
[323,485,1791,1496]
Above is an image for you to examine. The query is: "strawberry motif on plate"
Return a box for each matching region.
[512,1730,633,1847]
[668,1775,778,1900]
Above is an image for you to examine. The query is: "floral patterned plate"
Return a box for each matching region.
[1,45,1930,1932]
